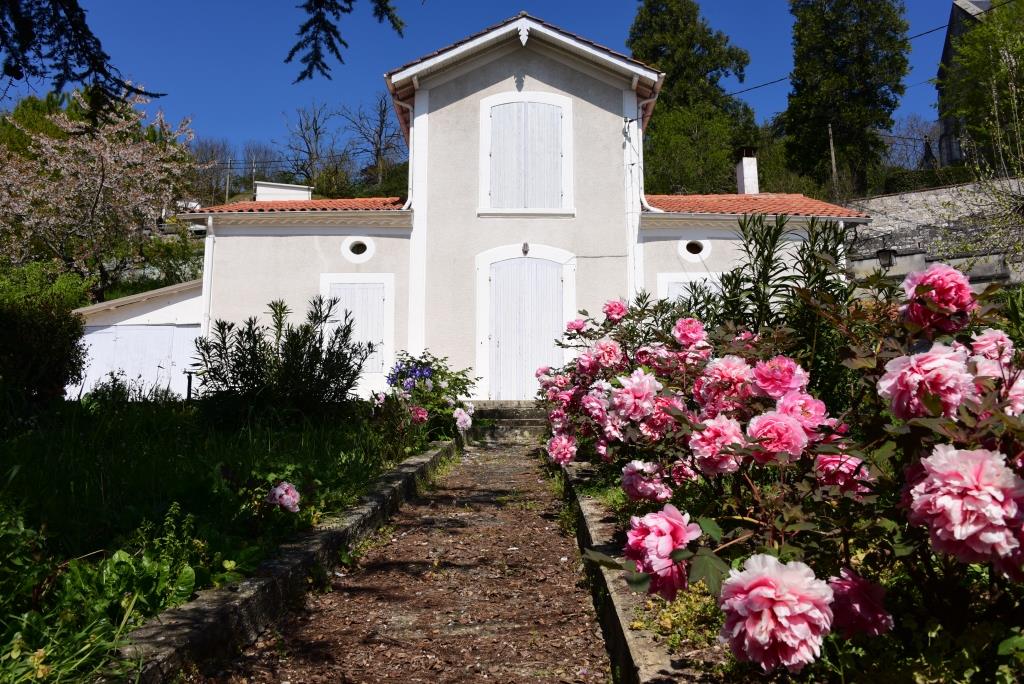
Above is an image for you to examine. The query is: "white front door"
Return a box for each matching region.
[488,257,564,400]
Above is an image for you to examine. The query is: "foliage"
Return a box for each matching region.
[785,0,910,195]
[941,0,1024,159]
[0,93,195,300]
[546,244,1024,678]
[377,351,478,442]
[0,263,86,425]
[641,103,738,195]
[193,296,374,420]
[628,0,756,194]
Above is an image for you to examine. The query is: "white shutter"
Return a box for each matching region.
[490,102,526,208]
[329,282,386,373]
[524,102,562,209]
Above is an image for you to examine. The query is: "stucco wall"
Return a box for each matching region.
[641,230,746,295]
[422,46,631,373]
[208,228,410,351]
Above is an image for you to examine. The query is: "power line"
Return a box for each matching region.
[722,0,1020,98]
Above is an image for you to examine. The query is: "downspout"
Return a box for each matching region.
[636,93,663,213]
[393,97,415,210]
[201,216,215,335]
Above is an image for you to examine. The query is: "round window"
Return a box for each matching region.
[677,238,712,263]
[685,240,704,255]
[341,236,375,263]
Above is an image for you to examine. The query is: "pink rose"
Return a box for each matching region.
[719,554,833,673]
[901,263,977,332]
[624,504,702,601]
[753,356,809,400]
[689,415,745,475]
[815,454,873,496]
[972,328,1014,363]
[595,437,611,461]
[593,339,624,368]
[828,569,893,639]
[672,317,707,348]
[877,343,976,419]
[612,369,663,422]
[746,411,808,463]
[776,391,829,437]
[640,395,683,442]
[581,392,608,422]
[908,444,1024,563]
[734,330,759,349]
[603,298,628,322]
[670,460,699,485]
[622,460,673,502]
[566,317,587,333]
[266,481,301,513]
[576,351,600,376]
[535,365,551,379]
[409,405,429,424]
[546,434,577,465]
[635,344,669,367]
[548,408,567,432]
[694,355,755,417]
[453,408,472,432]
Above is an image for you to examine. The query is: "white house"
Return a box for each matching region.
[74,13,869,400]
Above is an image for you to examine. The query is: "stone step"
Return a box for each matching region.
[473,408,548,421]
[470,400,539,411]
[470,423,548,445]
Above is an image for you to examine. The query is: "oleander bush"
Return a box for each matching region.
[543,216,1024,681]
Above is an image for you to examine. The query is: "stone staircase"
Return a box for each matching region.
[469,400,549,445]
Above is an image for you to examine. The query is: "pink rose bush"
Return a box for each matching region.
[719,555,833,673]
[624,504,703,600]
[539,265,1024,677]
[266,482,300,513]
[453,407,472,433]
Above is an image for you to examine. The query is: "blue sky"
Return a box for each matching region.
[59,0,950,152]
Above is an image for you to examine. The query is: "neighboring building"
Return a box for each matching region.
[936,0,990,167]
[75,13,868,400]
[845,179,1019,286]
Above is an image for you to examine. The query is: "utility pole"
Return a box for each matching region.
[224,159,231,204]
[827,122,839,200]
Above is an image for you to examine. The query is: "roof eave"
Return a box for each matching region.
[640,211,870,228]
[74,279,202,316]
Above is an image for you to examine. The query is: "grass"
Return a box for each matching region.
[0,397,430,682]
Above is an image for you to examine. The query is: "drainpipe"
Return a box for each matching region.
[393,97,415,210]
[634,96,663,213]
[201,216,215,335]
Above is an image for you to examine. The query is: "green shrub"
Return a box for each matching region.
[193,297,373,421]
[0,263,88,425]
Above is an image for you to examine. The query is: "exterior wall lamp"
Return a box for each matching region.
[876,248,897,270]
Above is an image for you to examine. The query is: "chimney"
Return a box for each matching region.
[735,147,759,195]
[253,181,313,202]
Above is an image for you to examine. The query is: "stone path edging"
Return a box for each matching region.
[563,459,697,684]
[122,438,461,683]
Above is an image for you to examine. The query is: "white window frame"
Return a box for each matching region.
[657,272,723,300]
[478,91,575,217]
[319,273,395,395]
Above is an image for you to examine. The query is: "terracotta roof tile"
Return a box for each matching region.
[645,194,868,219]
[198,198,405,213]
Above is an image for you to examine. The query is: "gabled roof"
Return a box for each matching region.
[385,12,664,134]
[186,198,406,214]
[645,194,869,220]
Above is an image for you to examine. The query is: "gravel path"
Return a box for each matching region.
[200,442,611,683]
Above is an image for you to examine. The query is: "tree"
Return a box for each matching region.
[188,136,235,206]
[241,139,281,189]
[628,0,756,193]
[340,92,406,188]
[279,101,354,196]
[784,0,910,196]
[1,0,405,107]
[0,94,194,300]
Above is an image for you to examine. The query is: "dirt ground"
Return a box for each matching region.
[199,443,611,683]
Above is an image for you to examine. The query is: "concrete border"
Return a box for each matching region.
[563,459,704,684]
[123,438,461,683]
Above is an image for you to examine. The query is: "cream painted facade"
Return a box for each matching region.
[76,14,868,400]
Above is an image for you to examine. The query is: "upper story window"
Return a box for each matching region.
[479,92,575,216]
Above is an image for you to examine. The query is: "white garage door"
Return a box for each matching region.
[489,257,564,400]
[74,324,201,398]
